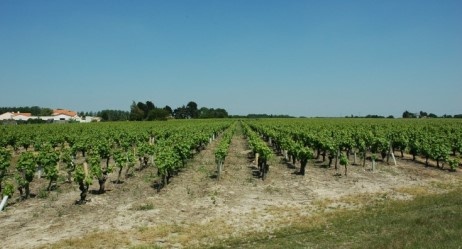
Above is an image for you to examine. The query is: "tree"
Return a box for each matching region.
[199,107,210,118]
[173,105,189,119]
[99,110,129,121]
[419,111,428,118]
[137,102,147,115]
[402,110,416,118]
[30,106,41,116]
[130,101,170,121]
[129,101,144,121]
[164,105,173,117]
[187,101,198,118]
[146,101,155,112]
[214,108,228,118]
[147,108,169,121]
[198,107,229,118]
[40,108,53,116]
[0,106,52,116]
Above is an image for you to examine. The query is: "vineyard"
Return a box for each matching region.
[1,118,461,248]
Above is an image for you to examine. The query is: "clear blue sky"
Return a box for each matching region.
[1,0,461,117]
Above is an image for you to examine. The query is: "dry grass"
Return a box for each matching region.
[48,218,238,249]
[31,174,462,249]
[207,187,462,249]
[45,231,132,249]
[394,186,434,196]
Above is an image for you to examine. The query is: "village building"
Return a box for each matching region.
[0,109,101,123]
[0,112,32,121]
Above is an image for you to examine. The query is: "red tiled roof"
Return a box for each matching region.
[13,112,32,117]
[53,109,77,117]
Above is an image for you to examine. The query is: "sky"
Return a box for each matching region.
[1,0,461,117]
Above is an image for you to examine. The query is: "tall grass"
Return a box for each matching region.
[207,188,462,249]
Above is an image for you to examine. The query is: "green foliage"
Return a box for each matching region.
[37,144,60,183]
[214,123,236,163]
[297,146,313,161]
[154,145,180,176]
[2,180,14,197]
[402,110,417,118]
[16,151,36,184]
[1,118,460,197]
[61,147,75,172]
[113,149,126,169]
[0,106,52,116]
[87,151,103,179]
[129,100,170,121]
[174,141,191,162]
[408,133,421,159]
[199,107,229,118]
[0,147,11,183]
[243,122,273,161]
[146,108,169,121]
[321,134,338,156]
[96,140,112,160]
[371,136,388,156]
[126,150,137,169]
[447,158,459,172]
[74,164,93,186]
[429,138,451,165]
[98,109,130,121]
[339,153,349,166]
[391,131,408,153]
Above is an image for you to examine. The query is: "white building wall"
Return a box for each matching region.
[12,115,31,121]
[1,112,97,123]
[0,112,14,120]
[78,116,101,123]
[51,114,73,121]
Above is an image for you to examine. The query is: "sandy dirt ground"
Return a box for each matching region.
[1,127,460,249]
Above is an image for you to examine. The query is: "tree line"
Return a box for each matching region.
[1,101,229,122]
[402,110,462,119]
[0,106,52,116]
[128,100,229,121]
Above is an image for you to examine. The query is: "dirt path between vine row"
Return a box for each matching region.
[1,124,461,249]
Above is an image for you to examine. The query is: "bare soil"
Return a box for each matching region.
[1,127,461,249]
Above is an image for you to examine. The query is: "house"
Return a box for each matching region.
[0,112,14,120]
[1,109,100,123]
[13,112,32,121]
[32,109,77,122]
[77,116,102,123]
[52,109,78,118]
[0,112,32,121]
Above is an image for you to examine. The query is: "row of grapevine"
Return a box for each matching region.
[241,121,273,180]
[0,120,233,205]
[1,118,460,207]
[214,122,237,180]
[244,119,462,175]
[244,121,315,175]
